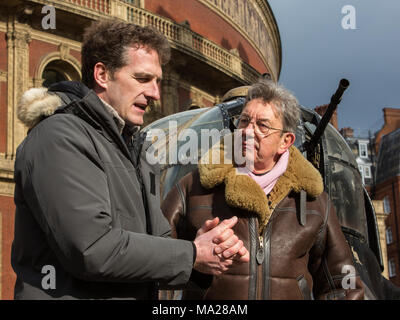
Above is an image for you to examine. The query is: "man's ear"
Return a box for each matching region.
[93,62,109,89]
[278,132,295,154]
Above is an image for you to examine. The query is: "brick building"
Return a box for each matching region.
[374,127,400,286]
[0,0,281,299]
[340,108,400,286]
[374,108,400,156]
[373,108,400,286]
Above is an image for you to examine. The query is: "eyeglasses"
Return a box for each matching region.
[237,114,289,136]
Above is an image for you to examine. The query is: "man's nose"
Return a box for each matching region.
[241,122,256,135]
[145,79,161,101]
[241,127,256,142]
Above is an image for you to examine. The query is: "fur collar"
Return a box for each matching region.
[198,143,324,232]
[17,87,63,129]
[17,86,128,133]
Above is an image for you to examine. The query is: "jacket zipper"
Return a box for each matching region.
[256,190,293,299]
[256,235,264,264]
[248,217,258,299]
[256,234,264,299]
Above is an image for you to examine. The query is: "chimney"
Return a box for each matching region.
[375,107,400,155]
[340,127,354,138]
[383,108,400,128]
[314,104,338,130]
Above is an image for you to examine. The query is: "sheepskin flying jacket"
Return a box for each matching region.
[162,145,365,300]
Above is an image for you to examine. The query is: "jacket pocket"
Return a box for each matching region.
[297,275,312,300]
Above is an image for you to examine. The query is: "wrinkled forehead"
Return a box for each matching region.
[242,98,282,123]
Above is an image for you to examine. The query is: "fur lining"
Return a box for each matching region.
[198,142,324,232]
[17,87,62,129]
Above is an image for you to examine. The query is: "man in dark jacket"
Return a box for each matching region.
[11,20,248,300]
[162,79,364,299]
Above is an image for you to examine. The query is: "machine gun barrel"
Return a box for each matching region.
[307,78,350,154]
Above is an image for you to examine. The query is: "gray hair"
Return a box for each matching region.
[245,79,300,133]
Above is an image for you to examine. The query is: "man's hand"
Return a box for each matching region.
[193,216,250,275]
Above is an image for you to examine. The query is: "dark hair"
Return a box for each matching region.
[81,19,171,88]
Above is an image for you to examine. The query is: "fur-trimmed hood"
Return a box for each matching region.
[17,81,89,130]
[198,144,324,231]
[17,87,63,130]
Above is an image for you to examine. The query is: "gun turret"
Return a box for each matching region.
[216,97,246,130]
[305,79,350,155]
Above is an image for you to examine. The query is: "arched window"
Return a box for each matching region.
[41,60,80,88]
[42,69,67,87]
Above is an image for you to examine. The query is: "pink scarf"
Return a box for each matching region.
[237,149,289,195]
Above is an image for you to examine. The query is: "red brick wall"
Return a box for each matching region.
[145,0,268,74]
[0,32,7,71]
[69,49,81,64]
[365,185,373,198]
[0,195,16,300]
[0,82,7,154]
[0,31,7,154]
[0,34,15,300]
[178,87,190,112]
[375,108,400,155]
[375,177,400,286]
[29,40,58,78]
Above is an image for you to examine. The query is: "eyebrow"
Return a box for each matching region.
[132,72,162,83]
[241,114,272,123]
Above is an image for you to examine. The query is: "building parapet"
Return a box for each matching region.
[30,0,261,84]
[124,3,260,84]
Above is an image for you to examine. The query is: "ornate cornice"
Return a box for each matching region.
[29,28,81,51]
[6,27,32,48]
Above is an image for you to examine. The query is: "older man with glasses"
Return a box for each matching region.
[162,79,364,300]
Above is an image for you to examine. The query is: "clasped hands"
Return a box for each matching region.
[193,216,250,275]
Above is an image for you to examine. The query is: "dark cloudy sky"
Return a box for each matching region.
[268,0,400,137]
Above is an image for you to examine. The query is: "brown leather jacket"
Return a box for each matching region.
[162,145,364,300]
